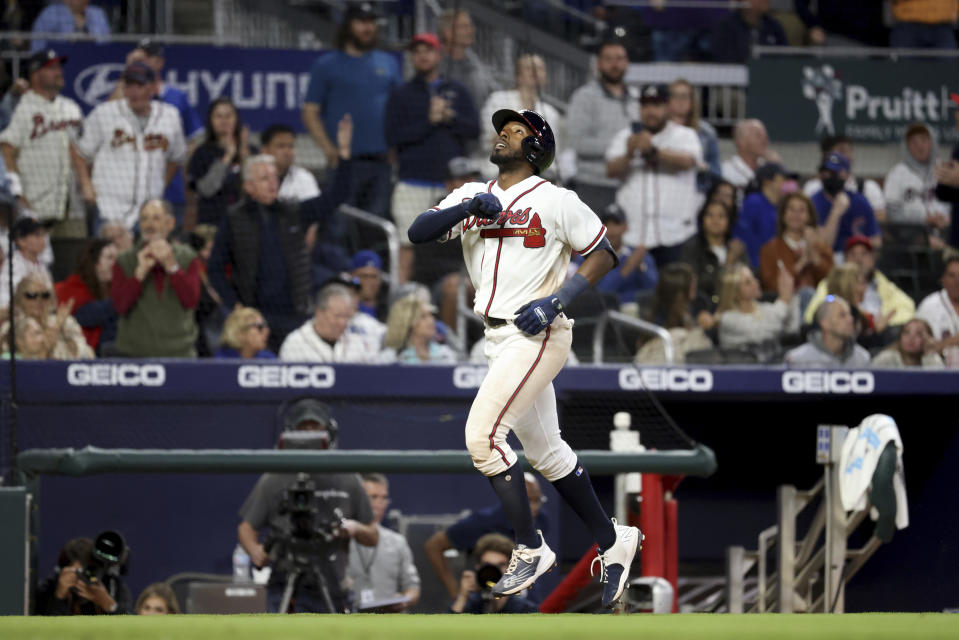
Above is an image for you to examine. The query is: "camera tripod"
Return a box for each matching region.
[268,536,344,614]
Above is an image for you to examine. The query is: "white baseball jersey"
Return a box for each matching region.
[916,289,959,368]
[606,120,703,249]
[0,90,83,222]
[77,99,186,229]
[433,176,607,320]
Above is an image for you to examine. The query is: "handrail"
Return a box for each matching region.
[337,204,399,295]
[0,30,243,46]
[753,45,959,59]
[16,445,718,478]
[593,310,674,364]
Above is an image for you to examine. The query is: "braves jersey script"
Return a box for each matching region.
[77,99,186,229]
[434,176,607,319]
[0,90,83,221]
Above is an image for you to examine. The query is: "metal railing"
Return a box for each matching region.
[593,310,674,364]
[338,204,400,294]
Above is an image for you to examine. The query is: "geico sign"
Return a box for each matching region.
[618,368,713,392]
[237,365,335,389]
[782,371,875,394]
[453,366,488,389]
[67,363,166,386]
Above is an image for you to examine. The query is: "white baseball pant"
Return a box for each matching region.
[465,314,578,482]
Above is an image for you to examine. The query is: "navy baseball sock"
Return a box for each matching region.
[551,460,616,552]
[488,466,541,548]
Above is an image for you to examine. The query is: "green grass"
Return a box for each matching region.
[1,613,956,640]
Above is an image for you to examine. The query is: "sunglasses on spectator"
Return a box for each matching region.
[24,291,52,300]
[245,322,268,331]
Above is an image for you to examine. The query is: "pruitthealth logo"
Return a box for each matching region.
[801,64,842,136]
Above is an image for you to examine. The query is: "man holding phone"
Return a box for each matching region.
[605,84,702,268]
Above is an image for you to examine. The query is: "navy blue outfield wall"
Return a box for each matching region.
[1,361,957,612]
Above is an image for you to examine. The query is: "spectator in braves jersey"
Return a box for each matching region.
[120,39,205,226]
[0,49,85,236]
[385,31,479,284]
[111,199,201,358]
[606,83,702,268]
[884,123,951,246]
[76,62,186,232]
[408,108,641,609]
[301,2,400,220]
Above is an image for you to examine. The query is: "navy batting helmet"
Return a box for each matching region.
[491,109,555,175]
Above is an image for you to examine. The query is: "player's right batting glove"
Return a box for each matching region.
[514,296,563,336]
[467,193,502,221]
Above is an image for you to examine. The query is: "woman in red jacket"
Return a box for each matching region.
[55,239,118,353]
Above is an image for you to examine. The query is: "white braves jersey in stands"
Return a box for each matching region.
[0,90,83,221]
[77,99,186,229]
[435,176,606,319]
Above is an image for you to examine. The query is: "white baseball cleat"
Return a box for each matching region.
[591,518,643,609]
[490,530,556,597]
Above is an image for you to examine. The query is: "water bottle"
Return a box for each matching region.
[232,544,251,583]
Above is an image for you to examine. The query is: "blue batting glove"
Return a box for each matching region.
[514,296,563,335]
[467,193,502,218]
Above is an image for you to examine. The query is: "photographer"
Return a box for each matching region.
[35,537,131,615]
[450,533,538,614]
[236,399,378,613]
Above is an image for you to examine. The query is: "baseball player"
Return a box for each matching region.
[408,109,641,609]
[76,61,186,231]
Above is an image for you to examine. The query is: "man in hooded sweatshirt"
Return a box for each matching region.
[884,122,950,245]
[785,295,871,368]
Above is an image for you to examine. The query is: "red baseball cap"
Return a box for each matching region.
[844,235,873,253]
[410,32,440,51]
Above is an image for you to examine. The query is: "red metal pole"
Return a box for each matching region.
[664,496,679,612]
[639,473,665,579]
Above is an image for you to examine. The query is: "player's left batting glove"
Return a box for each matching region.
[514,296,564,336]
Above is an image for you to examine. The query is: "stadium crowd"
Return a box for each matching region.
[0,2,957,370]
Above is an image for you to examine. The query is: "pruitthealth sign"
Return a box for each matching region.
[748,57,959,144]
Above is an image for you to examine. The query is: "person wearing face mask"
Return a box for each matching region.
[810,152,881,256]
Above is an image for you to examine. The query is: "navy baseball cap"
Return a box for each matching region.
[350,249,382,271]
[13,216,44,239]
[345,1,378,20]
[122,61,156,84]
[755,162,788,185]
[136,38,164,58]
[820,151,851,173]
[600,203,627,226]
[639,84,670,104]
[27,49,66,75]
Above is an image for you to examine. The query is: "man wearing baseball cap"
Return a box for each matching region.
[606,82,702,267]
[884,122,950,245]
[803,234,915,328]
[385,31,478,283]
[302,1,400,221]
[810,151,881,255]
[350,249,386,320]
[0,49,84,242]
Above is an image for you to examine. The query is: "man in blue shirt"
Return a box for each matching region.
[811,151,880,255]
[735,162,785,267]
[385,31,478,283]
[302,2,400,222]
[30,0,111,52]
